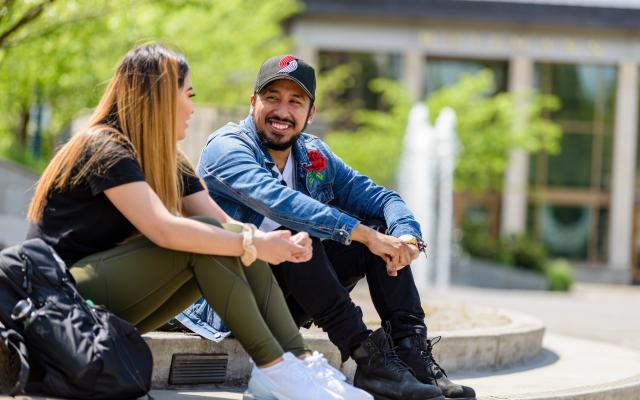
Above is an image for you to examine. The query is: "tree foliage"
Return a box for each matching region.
[323,69,562,192]
[322,78,410,188]
[426,70,561,191]
[0,0,299,170]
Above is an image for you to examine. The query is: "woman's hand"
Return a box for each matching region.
[253,230,313,265]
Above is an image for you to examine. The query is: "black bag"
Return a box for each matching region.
[0,238,153,399]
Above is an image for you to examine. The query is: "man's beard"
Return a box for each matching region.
[256,128,302,151]
[254,112,308,151]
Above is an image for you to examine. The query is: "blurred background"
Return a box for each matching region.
[2,0,640,288]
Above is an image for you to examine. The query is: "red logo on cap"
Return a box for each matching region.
[278,55,298,73]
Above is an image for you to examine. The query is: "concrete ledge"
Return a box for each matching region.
[431,307,545,372]
[144,332,252,389]
[454,333,640,400]
[144,307,545,388]
[5,335,640,400]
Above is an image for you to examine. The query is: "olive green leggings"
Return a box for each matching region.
[69,216,307,365]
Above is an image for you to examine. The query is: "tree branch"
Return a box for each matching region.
[3,11,104,49]
[0,0,55,49]
[0,0,18,24]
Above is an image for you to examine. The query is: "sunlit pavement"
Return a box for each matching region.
[414,282,640,351]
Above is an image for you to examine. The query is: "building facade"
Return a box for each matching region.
[289,0,640,283]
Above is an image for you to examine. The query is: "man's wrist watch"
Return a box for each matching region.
[398,234,427,253]
[240,223,258,266]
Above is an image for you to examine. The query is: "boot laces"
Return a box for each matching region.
[419,336,448,378]
[381,322,411,374]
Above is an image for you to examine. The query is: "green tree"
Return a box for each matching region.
[427,70,561,191]
[0,0,299,170]
[0,0,57,50]
[322,78,410,187]
[323,69,562,191]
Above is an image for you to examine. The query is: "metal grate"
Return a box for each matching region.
[168,353,228,385]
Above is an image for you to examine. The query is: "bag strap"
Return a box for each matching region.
[0,319,29,396]
[0,268,29,306]
[0,261,31,395]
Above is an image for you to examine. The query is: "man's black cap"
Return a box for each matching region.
[254,55,316,101]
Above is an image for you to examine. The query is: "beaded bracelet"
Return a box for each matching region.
[398,234,428,255]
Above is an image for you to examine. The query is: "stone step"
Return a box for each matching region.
[145,308,545,388]
[0,307,542,392]
[3,333,640,399]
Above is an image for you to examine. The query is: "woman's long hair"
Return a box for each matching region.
[28,44,193,222]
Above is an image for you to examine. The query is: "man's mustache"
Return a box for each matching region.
[267,116,295,126]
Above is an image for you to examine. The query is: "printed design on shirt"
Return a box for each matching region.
[303,149,327,185]
[278,55,298,73]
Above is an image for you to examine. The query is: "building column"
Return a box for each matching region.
[501,56,533,235]
[296,45,318,69]
[402,50,424,102]
[609,62,638,271]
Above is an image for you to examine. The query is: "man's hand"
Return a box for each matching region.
[350,224,421,276]
[288,231,313,262]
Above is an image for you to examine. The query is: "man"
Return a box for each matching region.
[188,55,476,400]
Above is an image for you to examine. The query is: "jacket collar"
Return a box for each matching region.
[241,114,311,168]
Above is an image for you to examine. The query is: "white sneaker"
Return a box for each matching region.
[244,352,338,400]
[300,352,373,400]
[302,351,346,381]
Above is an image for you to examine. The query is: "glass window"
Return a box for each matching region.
[600,133,613,190]
[602,67,618,129]
[318,51,401,111]
[546,133,592,188]
[548,64,598,123]
[541,205,590,260]
[529,62,616,263]
[464,205,491,229]
[423,58,508,97]
[597,208,609,261]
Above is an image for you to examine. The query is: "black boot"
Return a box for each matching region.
[352,327,444,400]
[395,335,476,400]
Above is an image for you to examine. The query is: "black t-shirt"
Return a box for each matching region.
[27,153,204,266]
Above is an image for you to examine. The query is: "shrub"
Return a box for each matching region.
[506,234,547,273]
[546,259,574,291]
[461,223,548,273]
[461,222,500,260]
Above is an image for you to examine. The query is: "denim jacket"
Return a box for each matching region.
[197,114,421,242]
[176,114,422,338]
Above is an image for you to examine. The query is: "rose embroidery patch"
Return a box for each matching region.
[303,150,327,185]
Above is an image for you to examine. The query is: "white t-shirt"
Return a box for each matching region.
[259,152,294,232]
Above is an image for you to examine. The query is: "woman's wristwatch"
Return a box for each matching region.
[398,234,428,254]
[240,223,258,266]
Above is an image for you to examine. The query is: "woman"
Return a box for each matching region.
[26,44,371,400]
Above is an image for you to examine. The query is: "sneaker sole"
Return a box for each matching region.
[242,391,276,400]
[243,389,295,400]
[373,395,445,400]
[445,398,476,400]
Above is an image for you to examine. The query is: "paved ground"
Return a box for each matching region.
[343,280,640,351]
[421,283,640,351]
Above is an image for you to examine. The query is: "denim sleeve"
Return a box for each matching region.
[329,148,423,240]
[198,135,359,244]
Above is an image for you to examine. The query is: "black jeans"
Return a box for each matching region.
[270,235,427,361]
